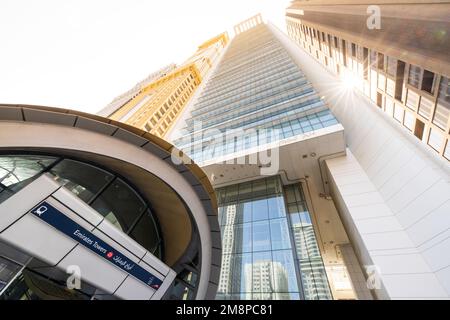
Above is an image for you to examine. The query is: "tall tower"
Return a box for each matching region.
[169,14,344,300]
[286,0,450,161]
[99,33,228,138]
[285,1,450,299]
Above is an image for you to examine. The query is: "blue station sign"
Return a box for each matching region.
[30,201,162,290]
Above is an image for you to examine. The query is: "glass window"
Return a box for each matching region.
[433,76,450,129]
[238,202,253,224]
[217,177,329,300]
[270,219,291,250]
[252,220,271,252]
[252,179,266,198]
[91,178,146,232]
[129,211,161,257]
[428,128,444,152]
[272,250,300,292]
[403,111,415,131]
[0,155,57,204]
[408,64,421,88]
[386,78,395,97]
[0,156,56,187]
[0,256,22,291]
[252,198,268,221]
[351,43,356,57]
[267,196,285,219]
[231,253,252,294]
[370,49,377,69]
[418,96,434,119]
[50,159,113,203]
[283,184,332,300]
[377,52,384,70]
[386,56,397,77]
[385,98,394,116]
[218,206,225,226]
[406,90,419,110]
[394,103,404,122]
[235,223,252,253]
[421,70,435,94]
[238,182,252,201]
[225,185,238,202]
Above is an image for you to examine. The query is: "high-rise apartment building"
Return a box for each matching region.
[98,33,228,138]
[286,0,450,161]
[283,1,450,299]
[98,64,177,119]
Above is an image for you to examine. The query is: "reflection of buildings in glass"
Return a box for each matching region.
[292,222,320,259]
[292,222,330,299]
[244,260,290,300]
[218,204,236,294]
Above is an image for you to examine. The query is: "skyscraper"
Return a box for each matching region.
[283,1,450,299]
[286,0,450,161]
[168,14,342,300]
[98,33,228,138]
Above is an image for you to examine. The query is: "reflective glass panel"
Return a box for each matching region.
[91,178,146,232]
[0,155,57,203]
[129,211,161,257]
[217,176,302,300]
[50,159,113,203]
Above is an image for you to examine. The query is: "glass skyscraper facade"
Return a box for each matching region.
[173,22,339,163]
[170,16,337,300]
[215,177,331,300]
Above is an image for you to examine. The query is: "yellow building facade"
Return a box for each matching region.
[105,33,229,138]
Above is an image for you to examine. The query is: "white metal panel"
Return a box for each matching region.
[95,219,146,260]
[114,275,155,300]
[0,175,60,232]
[57,245,128,294]
[45,197,97,232]
[0,214,77,266]
[141,251,170,276]
[52,188,104,227]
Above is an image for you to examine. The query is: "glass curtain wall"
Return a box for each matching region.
[284,184,332,300]
[215,176,332,300]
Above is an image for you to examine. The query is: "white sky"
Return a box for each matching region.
[0,0,291,113]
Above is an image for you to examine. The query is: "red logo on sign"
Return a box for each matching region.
[106,252,114,259]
